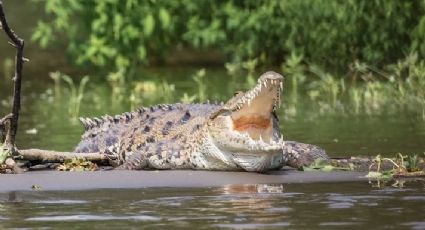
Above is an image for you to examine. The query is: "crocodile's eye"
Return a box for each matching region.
[209,109,231,119]
[233,91,243,96]
[220,110,231,116]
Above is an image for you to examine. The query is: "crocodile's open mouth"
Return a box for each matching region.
[230,72,283,143]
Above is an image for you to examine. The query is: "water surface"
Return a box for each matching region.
[0,182,424,229]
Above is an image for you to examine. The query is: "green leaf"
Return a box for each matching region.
[159,8,171,29]
[143,14,155,36]
[137,45,147,60]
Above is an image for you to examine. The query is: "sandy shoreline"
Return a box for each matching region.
[0,170,368,192]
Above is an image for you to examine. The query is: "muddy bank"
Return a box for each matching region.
[0,170,369,192]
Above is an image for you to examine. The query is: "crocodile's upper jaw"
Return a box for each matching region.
[231,74,281,143]
[207,71,284,171]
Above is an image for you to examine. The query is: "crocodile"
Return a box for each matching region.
[74,71,329,172]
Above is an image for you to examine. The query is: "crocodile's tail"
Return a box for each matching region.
[282,141,330,169]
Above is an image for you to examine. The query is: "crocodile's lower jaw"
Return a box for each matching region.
[231,81,277,143]
[232,150,283,172]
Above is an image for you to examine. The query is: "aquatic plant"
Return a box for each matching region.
[180,93,197,104]
[192,68,206,102]
[130,80,176,110]
[277,53,425,119]
[281,52,305,103]
[49,71,62,98]
[366,154,425,180]
[107,69,126,107]
[62,75,90,120]
[50,72,90,120]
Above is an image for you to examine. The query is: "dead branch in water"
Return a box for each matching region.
[0,0,25,150]
[0,1,104,171]
[0,113,12,143]
[15,149,113,163]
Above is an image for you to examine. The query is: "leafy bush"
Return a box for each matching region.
[32,0,425,75]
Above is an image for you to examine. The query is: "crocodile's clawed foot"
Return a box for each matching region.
[102,147,121,168]
[283,141,330,169]
[115,151,148,170]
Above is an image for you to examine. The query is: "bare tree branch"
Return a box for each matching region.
[0,0,25,150]
[0,113,12,143]
[15,149,114,163]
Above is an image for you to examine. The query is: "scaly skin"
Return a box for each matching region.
[75,71,329,172]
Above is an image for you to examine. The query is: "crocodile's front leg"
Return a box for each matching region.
[117,150,149,170]
[282,141,330,169]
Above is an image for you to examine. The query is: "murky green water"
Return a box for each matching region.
[1,1,425,229]
[0,182,424,229]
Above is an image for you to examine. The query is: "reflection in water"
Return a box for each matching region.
[368,177,425,189]
[221,184,285,194]
[0,182,424,229]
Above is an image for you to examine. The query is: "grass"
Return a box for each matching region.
[45,51,425,120]
[50,72,90,121]
[192,68,207,102]
[279,52,425,118]
[366,153,425,180]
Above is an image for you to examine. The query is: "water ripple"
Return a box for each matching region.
[401,196,425,201]
[30,200,89,204]
[26,214,161,222]
[401,221,425,230]
[320,221,361,226]
[214,222,290,229]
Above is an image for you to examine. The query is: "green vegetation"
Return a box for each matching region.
[279,53,425,117]
[31,0,425,118]
[192,68,207,102]
[32,0,425,75]
[366,154,425,180]
[50,72,90,120]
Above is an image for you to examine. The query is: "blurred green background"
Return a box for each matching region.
[30,0,425,74]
